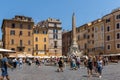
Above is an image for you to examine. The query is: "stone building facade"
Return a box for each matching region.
[62,31,72,56]
[62,8,120,56]
[103,8,120,55]
[1,15,34,55]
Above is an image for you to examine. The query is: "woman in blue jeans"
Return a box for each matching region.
[97,56,103,78]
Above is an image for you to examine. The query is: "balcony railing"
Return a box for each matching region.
[17,44,25,48]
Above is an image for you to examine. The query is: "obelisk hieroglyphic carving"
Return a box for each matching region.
[68,13,82,57]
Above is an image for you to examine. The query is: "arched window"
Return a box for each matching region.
[117,33,120,39]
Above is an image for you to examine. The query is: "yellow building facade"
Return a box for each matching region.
[33,27,49,57]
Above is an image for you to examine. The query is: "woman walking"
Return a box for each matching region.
[87,55,93,77]
[97,56,103,78]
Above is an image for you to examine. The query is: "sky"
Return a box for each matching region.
[0,0,120,39]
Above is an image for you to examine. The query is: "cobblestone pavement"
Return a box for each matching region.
[1,62,120,80]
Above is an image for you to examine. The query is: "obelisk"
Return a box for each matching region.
[72,13,78,47]
[68,13,82,57]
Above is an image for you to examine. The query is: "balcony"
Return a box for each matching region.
[17,45,25,52]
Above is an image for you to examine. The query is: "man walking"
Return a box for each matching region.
[1,54,13,80]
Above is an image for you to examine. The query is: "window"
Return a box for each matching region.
[11,39,14,45]
[43,31,47,34]
[91,34,94,38]
[107,35,110,41]
[53,29,58,33]
[10,30,15,35]
[107,26,110,31]
[54,41,57,48]
[53,29,55,33]
[78,35,80,40]
[116,23,120,29]
[28,32,31,36]
[20,24,23,29]
[35,37,38,42]
[116,14,120,19]
[117,44,120,48]
[19,31,22,36]
[107,45,111,50]
[11,23,15,28]
[44,44,46,50]
[20,40,23,46]
[44,38,46,42]
[28,48,31,51]
[35,44,38,50]
[54,24,57,27]
[53,34,58,39]
[34,30,39,34]
[56,30,58,33]
[19,48,23,51]
[28,25,31,30]
[53,35,55,39]
[28,40,31,45]
[84,34,86,39]
[92,27,94,31]
[56,34,58,39]
[106,18,110,23]
[117,33,120,39]
[87,35,90,39]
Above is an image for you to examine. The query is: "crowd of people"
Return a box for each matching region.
[56,54,109,79]
[0,53,110,80]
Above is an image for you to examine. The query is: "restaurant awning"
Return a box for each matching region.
[0,48,16,53]
[103,53,120,57]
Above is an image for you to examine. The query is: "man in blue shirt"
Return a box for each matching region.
[1,54,13,80]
